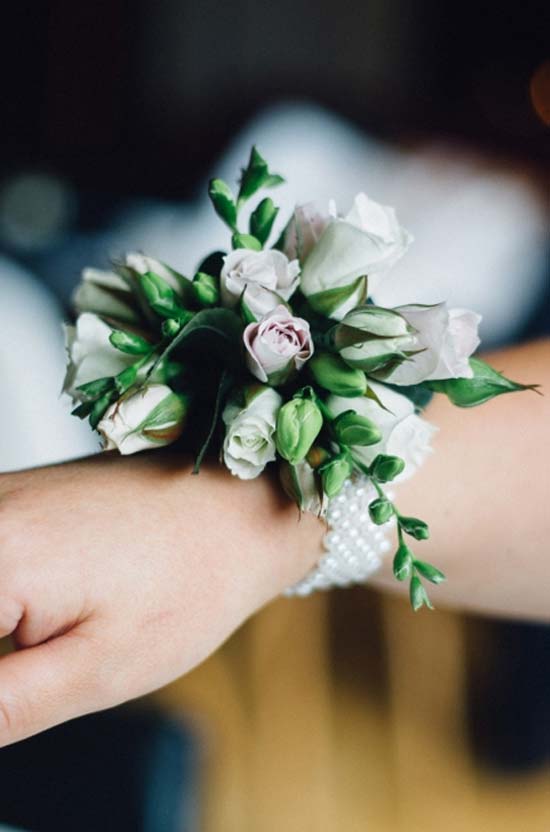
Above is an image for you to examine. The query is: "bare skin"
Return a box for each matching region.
[0,338,548,747]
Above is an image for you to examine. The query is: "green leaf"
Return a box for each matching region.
[232,231,262,251]
[89,392,116,430]
[393,543,413,581]
[193,370,233,474]
[307,275,367,318]
[197,250,226,277]
[409,575,434,612]
[109,329,152,355]
[115,364,138,393]
[249,197,279,245]
[71,401,94,419]
[75,376,114,399]
[414,560,446,584]
[237,147,284,206]
[208,179,237,230]
[146,307,244,380]
[385,382,434,412]
[427,357,539,407]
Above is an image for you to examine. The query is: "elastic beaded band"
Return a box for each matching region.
[284,475,395,596]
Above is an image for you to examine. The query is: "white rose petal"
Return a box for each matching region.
[383,303,482,385]
[63,312,134,399]
[300,193,412,319]
[222,387,282,479]
[73,267,139,323]
[126,252,183,294]
[328,381,435,479]
[282,203,331,262]
[220,249,300,318]
[98,384,186,455]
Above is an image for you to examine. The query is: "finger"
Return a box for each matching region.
[0,596,24,639]
[0,625,103,747]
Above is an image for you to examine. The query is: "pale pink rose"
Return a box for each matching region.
[243,305,314,384]
[283,203,331,262]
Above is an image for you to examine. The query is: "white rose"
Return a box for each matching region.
[243,305,314,384]
[222,387,282,479]
[98,384,187,455]
[125,252,184,294]
[282,203,330,262]
[300,193,412,319]
[73,267,139,323]
[63,313,134,400]
[220,249,300,318]
[381,304,482,385]
[327,381,436,480]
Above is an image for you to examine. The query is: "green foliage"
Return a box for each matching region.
[370,454,406,483]
[333,410,382,446]
[368,497,394,525]
[409,575,434,611]
[393,543,413,581]
[237,146,284,207]
[208,179,237,230]
[109,329,151,355]
[428,357,539,407]
[249,197,279,245]
[231,232,262,251]
[309,352,367,397]
[399,515,430,540]
[307,275,367,318]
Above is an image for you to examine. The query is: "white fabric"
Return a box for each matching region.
[0,257,99,472]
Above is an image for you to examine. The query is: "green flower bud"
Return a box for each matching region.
[333,410,382,446]
[370,454,406,483]
[399,516,430,540]
[393,543,413,581]
[368,497,394,525]
[192,272,220,307]
[320,455,353,498]
[309,353,367,397]
[162,318,182,337]
[409,575,434,612]
[276,397,323,465]
[414,560,445,584]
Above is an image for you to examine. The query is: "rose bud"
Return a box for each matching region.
[98,384,188,455]
[393,543,414,581]
[368,497,394,525]
[244,305,314,385]
[276,397,323,465]
[398,516,430,540]
[370,453,406,483]
[333,410,382,447]
[309,352,367,397]
[222,386,282,480]
[320,454,353,498]
[338,306,416,374]
[192,271,220,307]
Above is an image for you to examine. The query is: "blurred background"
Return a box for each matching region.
[0,1,549,830]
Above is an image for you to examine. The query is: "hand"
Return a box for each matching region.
[0,451,322,747]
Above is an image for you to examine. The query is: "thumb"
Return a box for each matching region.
[0,626,102,748]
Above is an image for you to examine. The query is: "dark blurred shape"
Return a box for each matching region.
[0,707,198,832]
[467,619,550,771]
[1,1,547,200]
[531,60,550,127]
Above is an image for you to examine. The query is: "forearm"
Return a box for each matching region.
[370,338,550,621]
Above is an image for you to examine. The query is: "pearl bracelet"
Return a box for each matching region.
[284,475,395,596]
